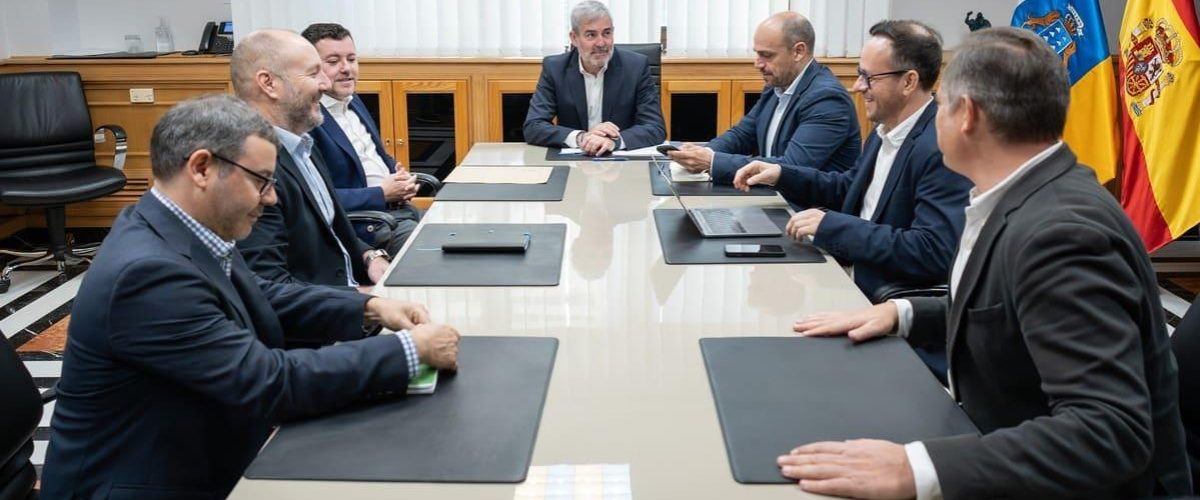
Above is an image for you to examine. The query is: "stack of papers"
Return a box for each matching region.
[407,363,438,395]
[670,162,710,182]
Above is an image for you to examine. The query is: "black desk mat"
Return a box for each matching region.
[647,165,776,197]
[699,337,978,483]
[438,165,570,201]
[385,223,566,286]
[245,336,559,483]
[652,208,825,264]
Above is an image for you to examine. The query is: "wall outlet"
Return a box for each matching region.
[129,88,155,103]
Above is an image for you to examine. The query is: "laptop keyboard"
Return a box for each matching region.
[698,209,745,233]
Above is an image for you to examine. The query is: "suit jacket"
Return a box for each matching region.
[905,146,1191,498]
[238,142,371,287]
[771,102,971,302]
[523,47,666,150]
[40,194,413,499]
[1172,295,1200,492]
[311,94,396,213]
[706,62,860,184]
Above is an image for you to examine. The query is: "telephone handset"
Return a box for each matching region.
[196,21,234,55]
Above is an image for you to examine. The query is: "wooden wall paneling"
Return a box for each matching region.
[662,80,731,141]
[730,79,767,125]
[485,80,538,142]
[389,80,470,171]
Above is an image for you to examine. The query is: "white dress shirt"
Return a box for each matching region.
[320,94,392,187]
[892,141,1065,500]
[859,98,933,220]
[273,126,358,287]
[763,59,812,157]
[565,56,625,149]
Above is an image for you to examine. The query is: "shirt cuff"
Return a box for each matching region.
[565,130,582,148]
[890,299,914,339]
[615,133,625,150]
[395,329,420,379]
[904,441,943,500]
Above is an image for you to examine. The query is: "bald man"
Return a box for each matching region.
[232,29,391,291]
[668,12,861,188]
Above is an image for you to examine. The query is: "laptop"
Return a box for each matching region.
[652,158,783,238]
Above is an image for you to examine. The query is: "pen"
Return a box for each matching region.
[591,157,627,162]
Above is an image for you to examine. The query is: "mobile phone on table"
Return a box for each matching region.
[723,244,786,257]
[656,144,680,155]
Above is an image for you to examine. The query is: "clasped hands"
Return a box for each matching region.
[364,297,460,370]
[578,122,621,156]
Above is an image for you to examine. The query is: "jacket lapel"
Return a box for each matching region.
[228,254,284,347]
[945,146,1078,361]
[842,135,883,214]
[869,102,938,222]
[136,194,254,331]
[319,104,359,175]
[601,49,621,122]
[348,97,395,175]
[564,49,589,127]
[276,143,335,241]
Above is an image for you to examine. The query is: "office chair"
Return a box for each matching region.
[1173,295,1200,493]
[0,329,56,500]
[615,43,663,92]
[0,72,127,294]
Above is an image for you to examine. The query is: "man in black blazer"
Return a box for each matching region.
[668,12,860,184]
[732,20,970,304]
[233,29,391,289]
[40,94,460,498]
[783,28,1191,499]
[523,0,665,155]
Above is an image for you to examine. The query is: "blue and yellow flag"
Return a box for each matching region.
[1012,0,1119,183]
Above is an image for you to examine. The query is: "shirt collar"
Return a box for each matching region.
[966,141,1065,213]
[273,125,313,159]
[149,187,236,259]
[875,97,934,147]
[320,93,353,113]
[577,50,610,77]
[773,59,813,99]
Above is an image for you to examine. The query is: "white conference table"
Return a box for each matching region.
[229,143,870,499]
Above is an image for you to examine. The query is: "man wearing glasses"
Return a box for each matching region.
[41,94,461,498]
[667,11,860,186]
[232,29,391,291]
[730,21,971,329]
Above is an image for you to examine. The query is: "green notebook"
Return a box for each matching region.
[407,364,438,395]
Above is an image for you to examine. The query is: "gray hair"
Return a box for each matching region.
[149,94,278,181]
[230,30,290,99]
[940,27,1068,143]
[571,0,612,33]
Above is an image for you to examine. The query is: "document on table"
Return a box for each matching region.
[670,162,710,182]
[514,464,632,500]
[613,144,665,157]
[444,166,554,184]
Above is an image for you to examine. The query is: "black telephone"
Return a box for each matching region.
[196,21,234,54]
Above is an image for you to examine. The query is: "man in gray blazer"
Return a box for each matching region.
[782,27,1191,499]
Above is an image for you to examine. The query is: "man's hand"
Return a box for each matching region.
[379,174,409,203]
[667,143,713,173]
[778,440,916,499]
[410,323,461,370]
[588,121,621,140]
[733,161,782,191]
[785,208,826,241]
[365,252,390,284]
[394,166,419,201]
[364,297,431,330]
[579,132,616,156]
[793,302,898,343]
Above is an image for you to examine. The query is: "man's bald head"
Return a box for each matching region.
[761,11,815,53]
[230,29,330,134]
[752,11,815,89]
[231,29,311,99]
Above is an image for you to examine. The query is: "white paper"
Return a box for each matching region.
[670,162,710,182]
[514,464,632,500]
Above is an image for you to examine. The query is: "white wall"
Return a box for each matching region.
[2,0,231,56]
[0,2,9,59]
[891,0,1129,51]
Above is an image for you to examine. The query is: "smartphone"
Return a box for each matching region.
[724,244,786,257]
[656,144,680,155]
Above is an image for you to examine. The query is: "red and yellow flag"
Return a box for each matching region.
[1118,0,1200,251]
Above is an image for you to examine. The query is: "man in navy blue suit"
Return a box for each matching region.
[732,20,971,304]
[668,11,861,184]
[40,94,461,499]
[303,23,421,256]
[523,0,666,156]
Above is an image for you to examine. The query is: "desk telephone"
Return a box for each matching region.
[195,21,233,54]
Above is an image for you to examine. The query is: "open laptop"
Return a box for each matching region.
[652,158,783,238]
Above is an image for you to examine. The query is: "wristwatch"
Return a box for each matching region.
[364,248,389,266]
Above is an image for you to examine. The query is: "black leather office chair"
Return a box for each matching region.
[0,330,55,500]
[1173,295,1200,492]
[615,43,663,92]
[0,72,128,294]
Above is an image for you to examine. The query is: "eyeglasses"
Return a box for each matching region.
[208,152,278,196]
[856,68,912,90]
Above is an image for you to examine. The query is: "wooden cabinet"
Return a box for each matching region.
[662,80,731,142]
[485,80,538,143]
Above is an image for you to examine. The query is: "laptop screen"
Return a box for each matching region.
[651,157,708,230]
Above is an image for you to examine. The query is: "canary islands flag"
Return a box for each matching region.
[1012,0,1119,184]
[1117,0,1200,252]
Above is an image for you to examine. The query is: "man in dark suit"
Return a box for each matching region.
[523,0,666,155]
[302,23,421,256]
[668,12,860,184]
[783,27,1191,499]
[232,29,390,289]
[731,21,970,304]
[40,94,460,499]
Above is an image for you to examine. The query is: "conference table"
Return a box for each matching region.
[229,143,871,499]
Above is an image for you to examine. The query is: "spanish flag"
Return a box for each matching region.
[1118,0,1200,251]
[1012,0,1119,184]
